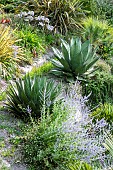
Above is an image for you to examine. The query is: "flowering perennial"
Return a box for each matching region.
[16,11,54,32]
[55,82,111,166]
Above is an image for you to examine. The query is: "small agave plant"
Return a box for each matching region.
[6,75,62,120]
[50,37,99,81]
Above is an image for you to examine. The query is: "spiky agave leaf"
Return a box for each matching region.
[51,37,99,81]
[6,75,62,120]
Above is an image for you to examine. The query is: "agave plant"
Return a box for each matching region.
[50,37,99,81]
[7,75,62,120]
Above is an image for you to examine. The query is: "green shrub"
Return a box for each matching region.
[81,17,113,59]
[82,71,113,106]
[93,0,113,24]
[29,62,54,77]
[0,0,28,13]
[91,103,113,125]
[19,85,108,169]
[20,103,70,169]
[20,102,93,170]
[14,24,56,63]
[15,26,46,53]
[50,37,99,82]
[6,75,62,120]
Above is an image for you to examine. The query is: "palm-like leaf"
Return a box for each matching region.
[0,25,24,79]
[51,37,99,81]
[6,75,62,120]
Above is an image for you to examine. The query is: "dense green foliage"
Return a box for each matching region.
[20,103,69,169]
[20,102,96,170]
[82,71,113,106]
[92,103,113,126]
[81,17,113,59]
[7,75,62,120]
[51,37,99,81]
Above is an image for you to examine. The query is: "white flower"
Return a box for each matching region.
[46,24,54,31]
[25,16,34,21]
[16,14,22,18]
[40,16,45,21]
[21,11,28,16]
[28,11,34,16]
[37,15,45,21]
[38,22,44,27]
[24,18,29,22]
[44,18,49,23]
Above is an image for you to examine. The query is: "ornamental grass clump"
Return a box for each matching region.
[81,17,113,59]
[0,25,24,79]
[6,75,62,120]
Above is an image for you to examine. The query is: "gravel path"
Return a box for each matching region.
[0,111,28,170]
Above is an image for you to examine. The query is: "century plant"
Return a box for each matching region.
[50,37,99,81]
[6,75,62,120]
[0,25,24,79]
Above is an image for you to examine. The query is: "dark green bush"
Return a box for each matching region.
[6,75,62,120]
[82,71,113,107]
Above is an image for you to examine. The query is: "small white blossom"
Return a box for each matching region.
[28,11,34,16]
[44,18,49,23]
[25,16,34,21]
[24,18,29,22]
[40,16,45,21]
[38,22,44,27]
[21,11,28,16]
[16,14,22,18]
[46,24,54,31]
